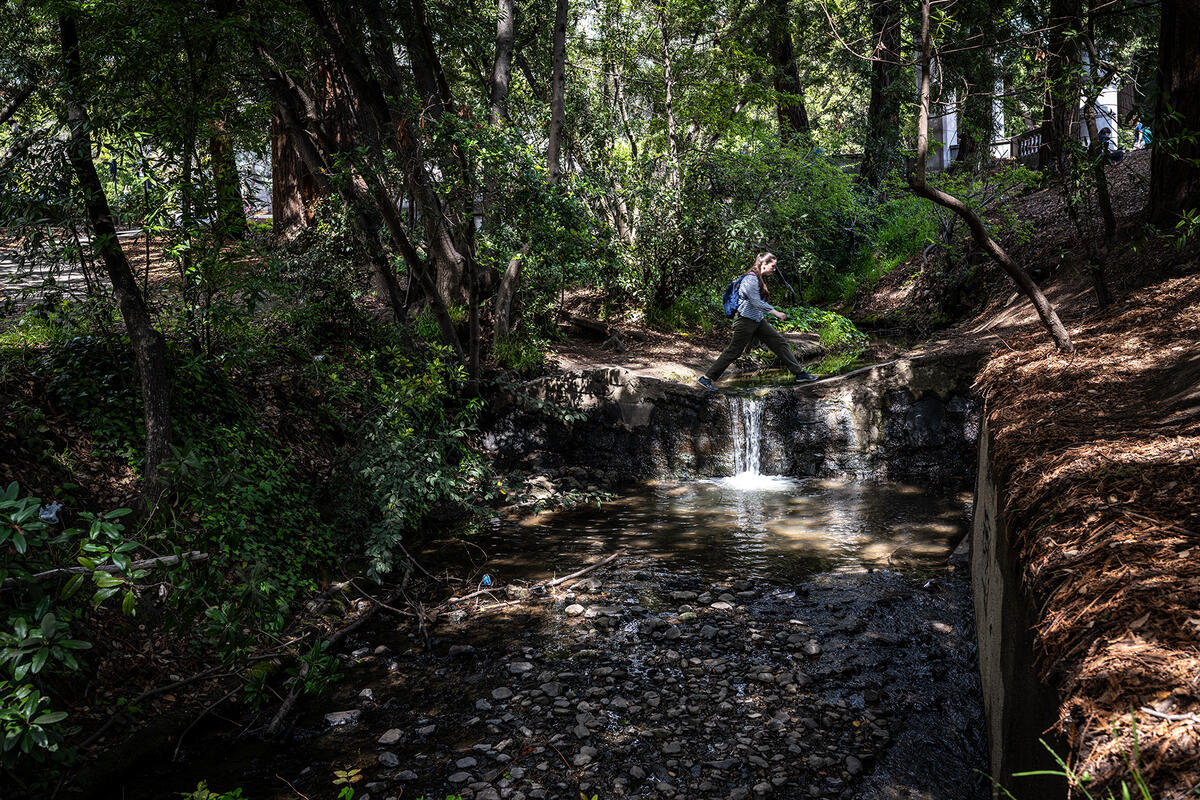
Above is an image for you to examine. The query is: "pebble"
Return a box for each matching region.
[303,569,983,800]
[324,710,360,726]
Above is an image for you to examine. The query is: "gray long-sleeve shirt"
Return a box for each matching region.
[736,274,776,322]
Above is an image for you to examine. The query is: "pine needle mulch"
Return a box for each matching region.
[975,271,1200,798]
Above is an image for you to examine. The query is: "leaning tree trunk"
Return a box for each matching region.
[547,0,568,183]
[60,12,173,496]
[859,0,902,187]
[909,0,1074,353]
[769,0,810,141]
[1147,0,1200,225]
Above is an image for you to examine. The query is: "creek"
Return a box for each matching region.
[111,373,992,800]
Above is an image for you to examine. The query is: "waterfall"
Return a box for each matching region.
[721,395,792,491]
[730,395,764,475]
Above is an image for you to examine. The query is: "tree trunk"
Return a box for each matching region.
[209,117,247,242]
[859,0,902,186]
[660,13,678,158]
[60,12,173,496]
[1147,0,1200,225]
[0,82,35,128]
[954,48,996,171]
[909,0,1074,353]
[271,100,319,236]
[490,0,516,125]
[547,0,568,183]
[1043,0,1082,175]
[493,244,530,344]
[769,0,809,141]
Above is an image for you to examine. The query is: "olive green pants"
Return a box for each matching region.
[703,315,805,381]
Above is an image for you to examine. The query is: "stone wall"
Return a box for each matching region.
[482,351,984,490]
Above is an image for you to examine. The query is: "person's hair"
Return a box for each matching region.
[748,252,776,296]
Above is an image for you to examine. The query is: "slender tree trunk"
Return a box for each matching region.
[490,0,516,125]
[769,0,809,141]
[954,47,997,171]
[60,12,173,496]
[1147,0,1200,225]
[613,66,638,161]
[859,0,901,186]
[547,0,568,183]
[909,0,1074,353]
[210,117,247,242]
[1043,0,1082,175]
[0,83,34,128]
[660,14,677,158]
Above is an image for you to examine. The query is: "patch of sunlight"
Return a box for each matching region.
[712,473,797,492]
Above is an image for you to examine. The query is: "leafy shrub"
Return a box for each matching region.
[347,348,499,579]
[491,326,548,376]
[643,290,718,334]
[0,483,139,767]
[631,141,873,312]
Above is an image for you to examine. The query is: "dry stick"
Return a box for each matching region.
[277,773,315,800]
[172,685,241,762]
[1141,708,1200,725]
[542,551,623,588]
[446,551,624,605]
[265,572,410,736]
[75,666,229,751]
[2,551,209,588]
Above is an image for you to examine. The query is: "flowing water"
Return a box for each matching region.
[110,392,987,800]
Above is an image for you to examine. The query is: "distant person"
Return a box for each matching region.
[697,252,817,391]
[1098,127,1125,164]
[1134,121,1152,149]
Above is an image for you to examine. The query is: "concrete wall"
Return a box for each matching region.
[971,419,1065,798]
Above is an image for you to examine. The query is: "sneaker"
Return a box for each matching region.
[793,370,818,382]
[697,376,717,392]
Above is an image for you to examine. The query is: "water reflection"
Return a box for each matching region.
[477,478,971,583]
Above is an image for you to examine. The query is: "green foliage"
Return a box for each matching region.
[777,306,868,354]
[631,141,873,311]
[182,782,247,800]
[0,483,139,767]
[492,326,548,376]
[347,348,497,579]
[643,290,717,334]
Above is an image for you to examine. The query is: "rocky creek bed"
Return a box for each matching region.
[127,555,988,800]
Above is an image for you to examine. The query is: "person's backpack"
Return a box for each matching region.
[721,276,745,318]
